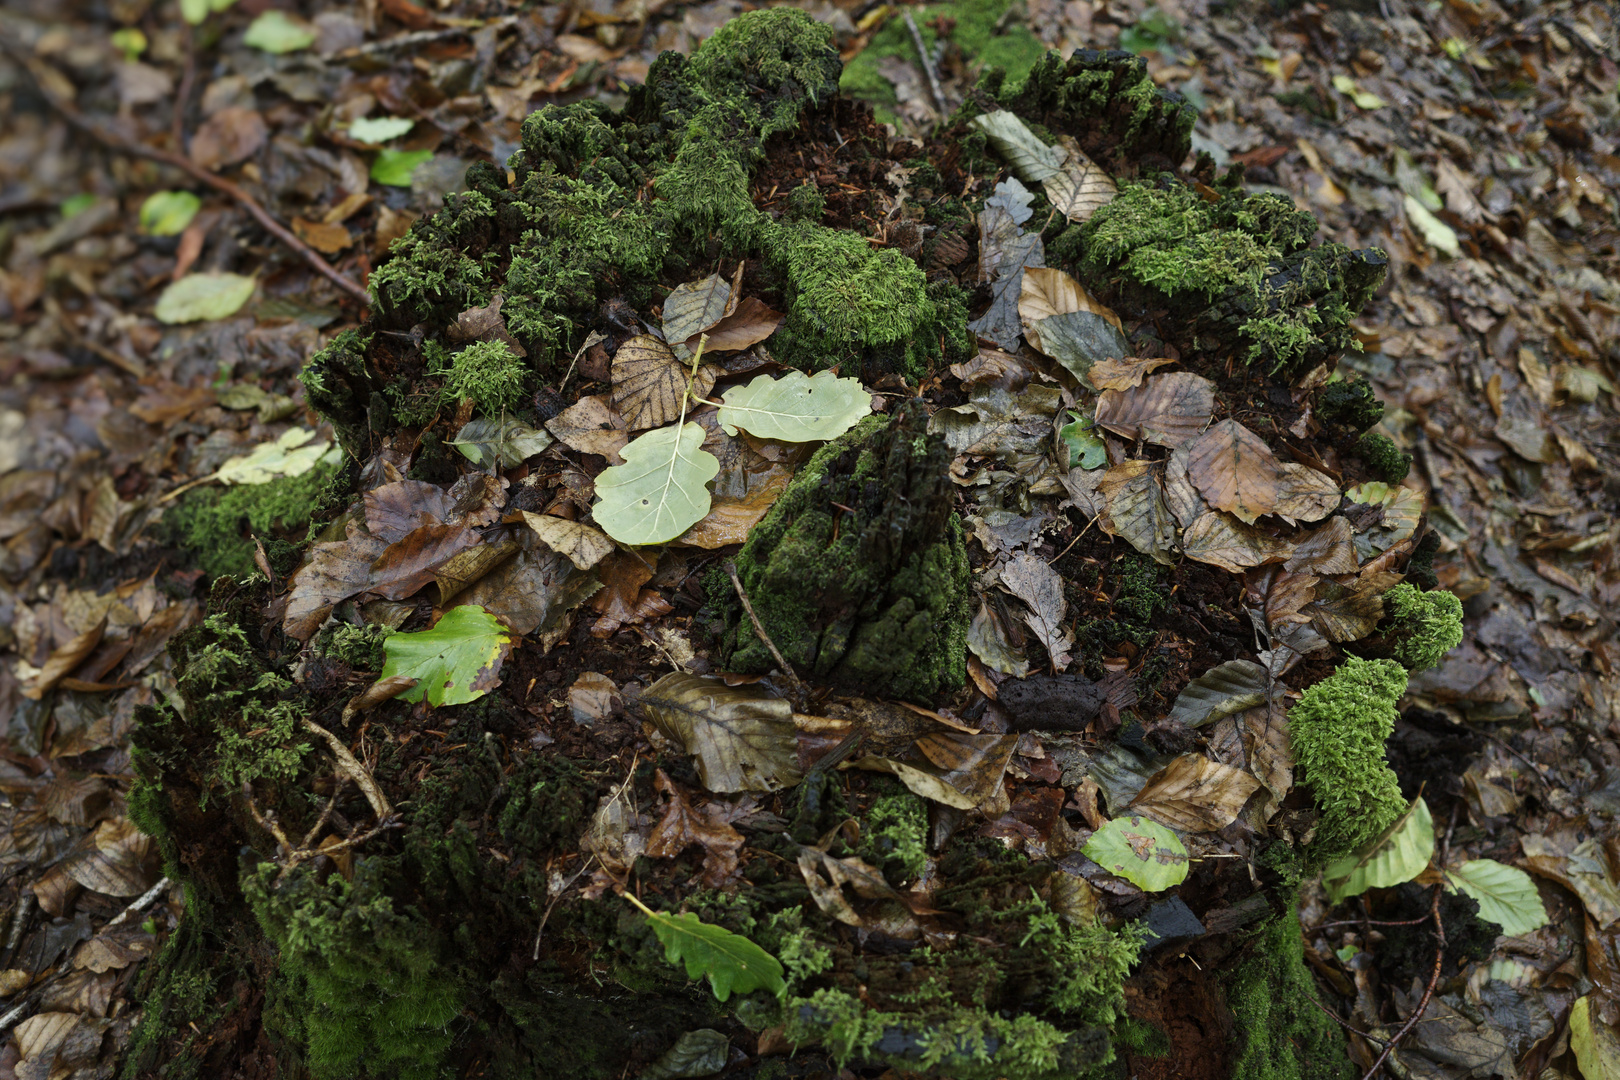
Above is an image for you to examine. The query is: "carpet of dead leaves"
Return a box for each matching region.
[0,0,1617,1077]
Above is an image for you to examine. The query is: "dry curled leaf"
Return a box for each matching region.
[1180,511,1294,572]
[1044,139,1118,223]
[1129,753,1263,833]
[685,297,784,353]
[646,769,746,888]
[1186,420,1283,525]
[1098,460,1178,566]
[546,394,629,461]
[1088,357,1177,391]
[1094,372,1214,448]
[519,512,615,570]
[1239,698,1292,817]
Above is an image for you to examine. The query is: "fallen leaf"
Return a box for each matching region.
[243,10,316,52]
[1445,859,1548,937]
[1162,445,1207,527]
[593,423,720,546]
[969,110,1064,182]
[1097,460,1178,566]
[519,512,614,570]
[613,335,715,431]
[216,428,333,485]
[433,540,519,606]
[450,416,552,469]
[1129,753,1263,833]
[456,545,600,642]
[646,770,745,888]
[371,148,432,187]
[675,470,791,549]
[22,619,105,701]
[1238,698,1292,815]
[1018,267,1123,330]
[967,230,1043,352]
[1088,357,1177,391]
[1000,551,1072,672]
[1166,660,1269,728]
[967,600,1030,678]
[1285,515,1359,573]
[1324,797,1434,902]
[1180,511,1294,572]
[59,818,156,896]
[929,384,1062,460]
[546,394,629,461]
[292,217,351,254]
[139,191,201,237]
[662,274,730,347]
[283,522,390,639]
[367,523,481,601]
[853,733,1018,810]
[188,106,267,169]
[379,605,514,707]
[686,297,784,353]
[1522,830,1620,929]
[715,371,871,442]
[153,272,256,323]
[1044,139,1117,223]
[1305,571,1401,642]
[1186,419,1283,525]
[1094,372,1215,448]
[1026,311,1132,386]
[1405,193,1460,257]
[1570,996,1620,1080]
[638,673,803,794]
[1082,815,1189,892]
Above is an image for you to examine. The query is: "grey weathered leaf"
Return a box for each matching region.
[1167,660,1269,728]
[1027,311,1132,387]
[639,673,802,793]
[1097,460,1178,566]
[967,600,1030,677]
[662,274,731,347]
[1000,551,1071,672]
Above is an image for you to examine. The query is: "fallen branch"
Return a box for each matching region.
[0,35,370,308]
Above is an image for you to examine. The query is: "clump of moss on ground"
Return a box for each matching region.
[159,460,337,579]
[1381,582,1463,672]
[1224,912,1356,1080]
[1289,656,1409,862]
[860,792,928,883]
[1356,432,1411,483]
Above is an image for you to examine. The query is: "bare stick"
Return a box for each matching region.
[725,561,807,705]
[0,36,370,307]
[105,876,172,928]
[303,719,392,819]
[904,10,948,118]
[533,855,596,960]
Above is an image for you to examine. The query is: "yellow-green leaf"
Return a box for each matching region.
[216,428,336,485]
[139,191,201,237]
[716,371,871,442]
[1324,796,1434,902]
[1445,859,1548,937]
[371,149,434,188]
[592,422,719,546]
[154,272,256,324]
[348,116,415,144]
[1082,814,1190,892]
[379,605,514,708]
[243,10,316,53]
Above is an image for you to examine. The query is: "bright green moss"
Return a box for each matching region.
[436,339,529,416]
[783,180,825,223]
[1356,432,1412,483]
[178,615,310,797]
[367,192,498,326]
[1382,583,1463,673]
[160,460,337,579]
[1225,912,1356,1080]
[1289,656,1409,862]
[314,623,390,671]
[860,793,928,882]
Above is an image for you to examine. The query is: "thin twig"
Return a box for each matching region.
[904,10,949,118]
[0,36,370,307]
[105,876,172,928]
[303,719,392,819]
[1307,994,1388,1047]
[533,854,596,960]
[1316,913,1436,930]
[1359,883,1446,1080]
[335,15,517,58]
[725,561,808,706]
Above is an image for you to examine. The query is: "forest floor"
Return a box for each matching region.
[0,0,1617,1077]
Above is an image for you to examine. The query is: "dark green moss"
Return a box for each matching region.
[1355,432,1411,483]
[1317,378,1384,433]
[1224,912,1355,1080]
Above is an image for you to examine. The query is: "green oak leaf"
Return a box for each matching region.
[715,371,871,441]
[592,422,719,545]
[1445,858,1548,937]
[371,149,434,188]
[243,10,316,53]
[1059,410,1108,470]
[348,116,415,144]
[139,191,201,237]
[1323,796,1434,903]
[624,893,785,1002]
[153,272,256,324]
[380,605,514,708]
[1082,814,1190,892]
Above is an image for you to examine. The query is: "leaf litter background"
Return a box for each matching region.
[0,0,1617,1076]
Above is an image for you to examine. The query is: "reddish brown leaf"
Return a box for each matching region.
[645,769,745,887]
[23,620,105,701]
[546,394,629,461]
[1185,419,1283,524]
[1129,753,1262,833]
[1285,516,1359,574]
[1093,372,1214,448]
[685,297,784,353]
[284,523,389,641]
[364,481,454,543]
[368,524,481,601]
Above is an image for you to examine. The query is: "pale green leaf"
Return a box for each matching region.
[1323,796,1434,902]
[380,605,515,708]
[1571,995,1620,1080]
[625,893,785,1002]
[1059,411,1108,470]
[716,371,871,442]
[450,416,553,469]
[1404,194,1460,257]
[1332,74,1386,110]
[1082,814,1190,892]
[242,10,316,53]
[60,194,97,219]
[969,111,1064,183]
[153,272,256,324]
[593,422,719,546]
[348,116,415,144]
[215,428,338,485]
[111,27,147,59]
[139,191,201,236]
[1445,859,1548,937]
[181,0,234,23]
[371,149,434,188]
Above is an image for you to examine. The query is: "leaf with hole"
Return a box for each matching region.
[1323,796,1434,902]
[592,423,719,546]
[1082,815,1190,892]
[154,272,256,323]
[624,893,785,1002]
[1445,859,1548,937]
[715,371,870,442]
[379,605,515,708]
[1059,411,1108,471]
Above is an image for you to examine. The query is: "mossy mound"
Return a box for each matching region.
[159,460,338,579]
[1224,912,1356,1080]
[708,405,972,704]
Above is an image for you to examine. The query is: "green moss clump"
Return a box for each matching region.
[1225,912,1356,1080]
[1317,378,1384,433]
[860,793,928,883]
[1355,432,1411,483]
[783,180,825,222]
[709,407,971,702]
[315,623,390,672]
[1288,656,1409,862]
[160,460,337,580]
[243,860,463,1080]
[1381,583,1463,673]
[1079,180,1386,371]
[435,338,529,416]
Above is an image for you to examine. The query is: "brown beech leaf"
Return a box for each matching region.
[1097,460,1178,565]
[432,540,519,606]
[1018,267,1123,331]
[1285,515,1359,574]
[284,524,389,639]
[685,297,784,353]
[950,347,1037,391]
[1044,139,1117,223]
[456,546,601,644]
[639,673,803,793]
[1093,372,1214,448]
[1088,357,1177,391]
[1129,753,1262,833]
[443,472,508,529]
[646,769,745,888]
[291,218,351,255]
[518,512,615,570]
[662,273,731,347]
[546,394,629,462]
[1162,445,1207,528]
[60,818,155,896]
[1186,420,1283,525]
[73,924,156,973]
[613,335,693,430]
[189,106,267,169]
[999,551,1072,672]
[23,619,106,701]
[1271,463,1340,524]
[1256,569,1320,634]
[1238,699,1292,817]
[364,480,454,542]
[590,551,658,635]
[855,733,1019,809]
[368,524,480,601]
[1305,570,1401,642]
[446,293,526,355]
[675,470,791,549]
[1181,511,1294,572]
